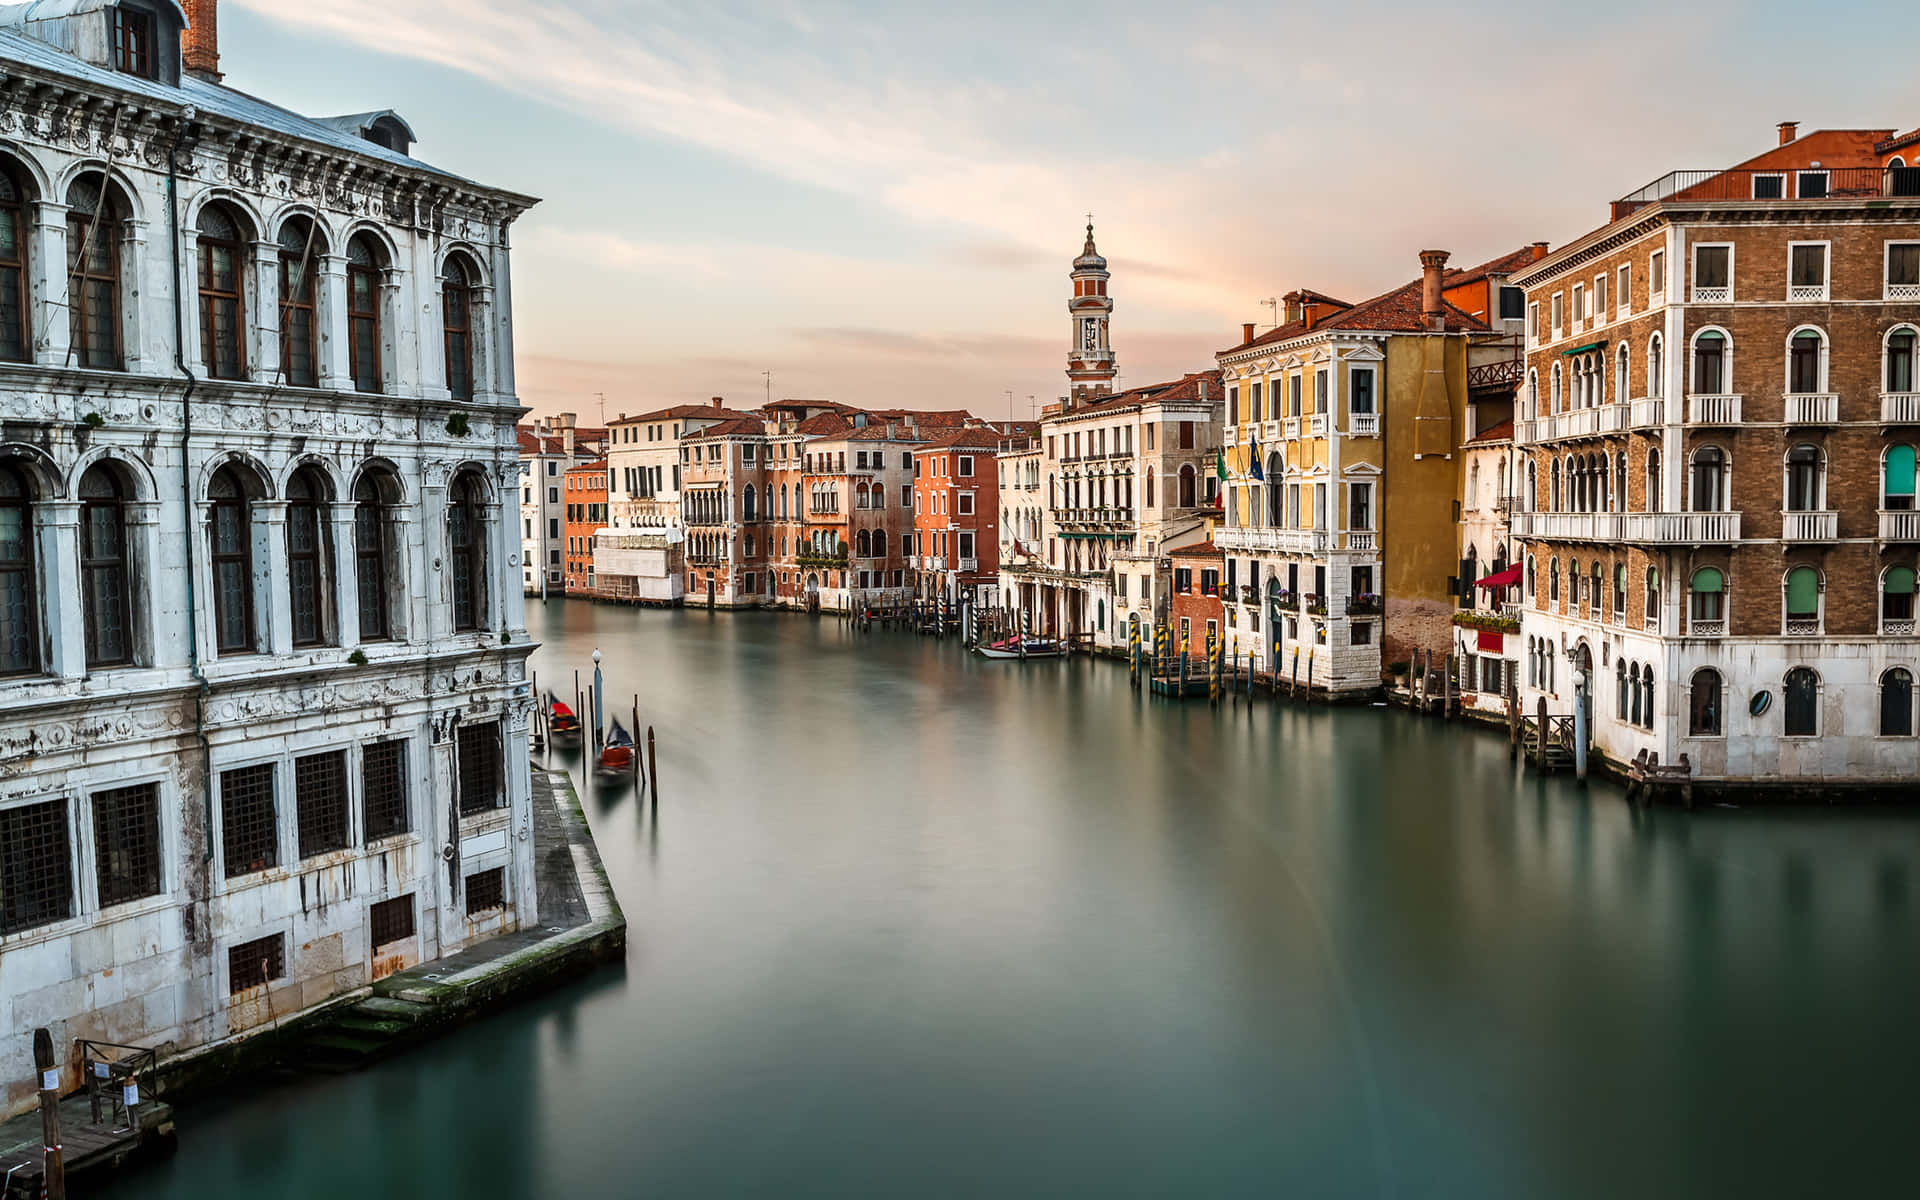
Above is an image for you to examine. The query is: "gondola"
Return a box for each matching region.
[596,717,635,774]
[973,636,1065,660]
[547,692,583,745]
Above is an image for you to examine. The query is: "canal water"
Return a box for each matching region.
[105,601,1919,1198]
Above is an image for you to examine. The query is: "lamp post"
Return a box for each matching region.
[591,648,604,750]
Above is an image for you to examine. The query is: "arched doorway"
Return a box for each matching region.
[1266,576,1284,669]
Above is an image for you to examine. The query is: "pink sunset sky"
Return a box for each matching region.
[225,0,1917,421]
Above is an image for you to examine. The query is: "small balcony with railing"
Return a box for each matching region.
[1881,508,1920,541]
[1781,510,1838,541]
[1307,414,1327,437]
[1628,397,1665,429]
[1346,530,1377,552]
[1349,411,1379,437]
[1611,166,1918,221]
[1784,393,1839,425]
[1282,417,1300,439]
[1687,393,1742,425]
[1882,392,1920,423]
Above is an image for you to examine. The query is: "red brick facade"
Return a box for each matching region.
[562,460,607,595]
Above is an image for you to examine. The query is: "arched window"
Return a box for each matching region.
[1647,333,1664,398]
[1145,467,1155,508]
[1880,668,1914,737]
[209,465,255,654]
[286,466,334,647]
[66,174,127,371]
[1526,460,1537,512]
[1548,556,1560,603]
[449,472,487,632]
[1266,454,1282,526]
[743,486,757,522]
[1882,565,1916,632]
[346,235,386,394]
[1692,330,1727,394]
[1640,665,1655,729]
[1787,328,1824,395]
[1889,326,1917,394]
[855,529,870,558]
[1783,667,1819,736]
[0,162,28,362]
[196,204,247,380]
[869,483,882,510]
[354,471,396,641]
[1525,369,1538,419]
[79,464,132,667]
[0,460,39,674]
[1614,453,1626,512]
[1613,562,1626,619]
[1616,343,1630,403]
[1550,460,1561,511]
[1645,446,1662,512]
[277,218,321,387]
[1550,363,1562,410]
[1178,465,1196,508]
[1568,558,1581,608]
[1616,659,1628,718]
[1785,445,1822,512]
[778,486,787,520]
[1525,553,1536,600]
[1688,669,1722,735]
[1784,566,1820,633]
[1690,447,1726,512]
[1628,662,1643,726]
[443,256,474,401]
[1645,566,1660,624]
[1689,567,1724,631]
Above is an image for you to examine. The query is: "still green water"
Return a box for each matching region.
[105,601,1919,1198]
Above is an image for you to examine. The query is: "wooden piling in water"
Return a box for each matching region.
[647,725,659,813]
[35,1027,64,1200]
[631,697,642,790]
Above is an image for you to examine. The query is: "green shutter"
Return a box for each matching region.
[1888,445,1916,497]
[1693,567,1723,594]
[1787,567,1818,614]
[1888,567,1916,596]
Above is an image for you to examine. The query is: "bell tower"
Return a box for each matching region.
[1066,218,1116,408]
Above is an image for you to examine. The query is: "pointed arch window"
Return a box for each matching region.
[346,236,384,394]
[209,465,255,654]
[1880,668,1914,736]
[449,473,488,632]
[197,205,247,380]
[1616,343,1630,403]
[1783,667,1819,736]
[278,219,320,388]
[0,164,28,362]
[443,256,474,401]
[1645,447,1661,511]
[287,467,334,647]
[79,465,132,667]
[0,461,38,675]
[66,175,124,371]
[355,472,395,641]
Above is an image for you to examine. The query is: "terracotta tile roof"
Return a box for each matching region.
[680,417,767,441]
[917,427,1009,452]
[1282,288,1351,307]
[1062,369,1224,418]
[846,425,926,442]
[619,404,755,423]
[793,412,853,436]
[1880,127,1920,155]
[1467,418,1514,445]
[1219,277,1489,355]
[1169,539,1220,559]
[1443,246,1546,290]
[564,458,608,473]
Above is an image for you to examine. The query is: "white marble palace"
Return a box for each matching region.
[0,0,538,1114]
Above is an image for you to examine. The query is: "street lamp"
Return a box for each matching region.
[591,649,604,749]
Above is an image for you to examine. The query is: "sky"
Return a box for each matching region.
[223,0,1920,423]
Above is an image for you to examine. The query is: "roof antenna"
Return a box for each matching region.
[1260,297,1278,328]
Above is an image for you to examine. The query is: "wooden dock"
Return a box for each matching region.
[0,1092,175,1197]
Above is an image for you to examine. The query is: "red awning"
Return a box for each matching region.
[1477,629,1505,654]
[1474,564,1523,590]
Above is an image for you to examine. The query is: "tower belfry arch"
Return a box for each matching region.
[1065,218,1116,408]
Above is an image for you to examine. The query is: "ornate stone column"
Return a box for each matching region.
[317,254,349,390]
[255,499,292,656]
[39,501,85,679]
[329,506,360,649]
[251,238,280,385]
[31,204,69,366]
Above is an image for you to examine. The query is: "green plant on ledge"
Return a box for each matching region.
[347,649,369,666]
[446,412,472,437]
[81,411,105,429]
[1451,610,1520,634]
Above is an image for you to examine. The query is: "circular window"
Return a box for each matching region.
[1749,690,1773,717]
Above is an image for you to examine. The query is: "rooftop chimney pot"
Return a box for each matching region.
[1241,322,1256,344]
[1778,121,1799,146]
[1419,249,1451,331]
[181,0,223,82]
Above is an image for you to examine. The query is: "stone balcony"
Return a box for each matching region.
[1882,392,1920,423]
[1880,509,1920,541]
[1784,393,1839,425]
[1628,397,1665,429]
[1687,393,1743,424]
[1214,526,1330,555]
[1349,412,1379,437]
[1780,510,1838,541]
[1512,510,1742,543]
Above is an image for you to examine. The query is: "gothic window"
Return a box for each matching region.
[209,465,255,655]
[1690,447,1726,512]
[277,218,321,387]
[79,464,132,667]
[197,204,247,380]
[443,256,475,401]
[66,175,126,371]
[1644,567,1660,624]
[1889,327,1917,393]
[354,470,398,641]
[1616,344,1630,403]
[0,163,28,362]
[346,235,385,393]
[1688,669,1722,736]
[0,460,37,675]
[1783,667,1820,736]
[286,467,334,647]
[1880,668,1914,737]
[449,472,488,632]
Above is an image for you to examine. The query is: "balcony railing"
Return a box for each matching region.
[1688,618,1726,637]
[1783,617,1822,637]
[959,557,978,572]
[1628,397,1665,429]
[1349,412,1379,437]
[1787,282,1829,303]
[1214,526,1329,555]
[1307,414,1327,437]
[1263,420,1283,442]
[1622,511,1741,543]
[1687,393,1742,424]
[1347,531,1376,552]
[1612,166,1914,218]
[1891,282,1920,302]
[1880,509,1920,541]
[1784,393,1839,424]
[1781,510,1838,541]
[1882,392,1920,423]
[1885,619,1918,636]
[1282,417,1300,439]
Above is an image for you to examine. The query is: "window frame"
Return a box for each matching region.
[1691,242,1733,302]
[1786,240,1831,303]
[196,205,248,381]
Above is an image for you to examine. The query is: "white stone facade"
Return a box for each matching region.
[0,5,537,1115]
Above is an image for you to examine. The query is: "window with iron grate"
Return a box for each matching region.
[295,750,350,859]
[465,867,505,915]
[228,932,285,994]
[362,739,409,842]
[0,798,73,934]
[220,763,277,878]
[92,782,161,907]
[370,894,415,951]
[457,722,503,816]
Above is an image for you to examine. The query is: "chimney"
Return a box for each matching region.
[1531,241,1549,262]
[1284,294,1304,324]
[1778,121,1799,146]
[1239,322,1254,345]
[562,426,575,456]
[711,396,723,408]
[1420,249,1450,332]
[181,0,223,82]
[1196,378,1209,402]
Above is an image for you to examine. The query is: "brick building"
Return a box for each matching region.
[1168,541,1225,662]
[1509,121,1920,791]
[562,459,609,595]
[913,427,1009,608]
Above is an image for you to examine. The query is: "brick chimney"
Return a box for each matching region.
[1420,250,1450,332]
[1241,322,1255,344]
[1777,121,1799,146]
[1284,292,1304,324]
[1531,241,1549,262]
[710,396,723,407]
[181,0,222,81]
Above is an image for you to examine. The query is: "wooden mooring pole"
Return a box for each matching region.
[34,1027,64,1200]
[631,696,642,791]
[647,725,659,814]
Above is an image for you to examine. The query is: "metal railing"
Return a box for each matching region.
[1614,166,1915,215]
[79,1040,158,1132]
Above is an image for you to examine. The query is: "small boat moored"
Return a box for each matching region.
[973,636,1065,660]
[596,716,636,773]
[547,692,583,745]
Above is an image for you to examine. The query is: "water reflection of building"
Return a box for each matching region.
[0,0,538,1116]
